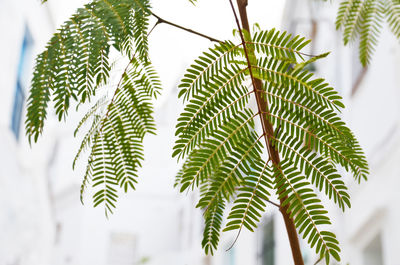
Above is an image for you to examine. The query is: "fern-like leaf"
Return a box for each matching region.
[174,29,368,262]
[335,0,395,66]
[77,57,159,211]
[26,0,151,142]
[201,198,226,255]
[385,0,400,38]
[224,160,273,233]
[27,0,161,213]
[273,161,341,264]
[359,0,384,65]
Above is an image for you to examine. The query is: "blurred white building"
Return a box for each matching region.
[0,1,58,264]
[2,0,399,265]
[0,1,227,265]
[279,0,400,264]
[206,1,400,265]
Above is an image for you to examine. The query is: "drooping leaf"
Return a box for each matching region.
[174,29,368,262]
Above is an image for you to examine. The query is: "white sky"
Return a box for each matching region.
[47,0,286,106]
[149,0,286,105]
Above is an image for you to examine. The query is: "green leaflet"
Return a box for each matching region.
[28,1,372,262]
[223,160,273,233]
[202,198,226,255]
[335,0,393,66]
[26,0,151,143]
[273,161,341,264]
[385,0,400,39]
[174,29,368,263]
[293,52,330,71]
[26,0,162,215]
[77,57,160,215]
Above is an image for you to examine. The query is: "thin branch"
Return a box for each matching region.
[264,198,280,208]
[226,228,241,251]
[313,256,323,265]
[148,19,161,36]
[253,191,280,208]
[232,180,280,209]
[150,12,223,43]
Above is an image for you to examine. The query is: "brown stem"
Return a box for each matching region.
[230,1,305,264]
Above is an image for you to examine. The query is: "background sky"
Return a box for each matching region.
[47,0,286,106]
[1,0,399,264]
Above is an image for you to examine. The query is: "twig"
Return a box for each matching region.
[313,256,323,265]
[150,12,223,43]
[226,229,241,251]
[264,199,280,208]
[148,19,161,36]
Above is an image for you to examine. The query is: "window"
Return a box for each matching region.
[11,28,33,140]
[261,218,275,265]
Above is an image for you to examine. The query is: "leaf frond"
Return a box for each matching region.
[26,0,152,142]
[335,0,391,66]
[273,161,341,263]
[174,29,368,261]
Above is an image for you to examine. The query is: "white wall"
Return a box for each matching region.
[0,1,292,265]
[281,1,400,264]
[0,1,56,265]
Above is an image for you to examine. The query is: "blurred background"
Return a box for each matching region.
[0,0,399,264]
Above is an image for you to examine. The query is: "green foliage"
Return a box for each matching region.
[385,0,400,38]
[273,161,341,263]
[26,0,151,143]
[26,0,162,215]
[173,29,368,263]
[335,0,400,66]
[191,0,400,66]
[75,57,160,216]
[27,1,371,263]
[223,159,272,233]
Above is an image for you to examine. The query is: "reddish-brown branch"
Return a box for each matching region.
[229,1,305,264]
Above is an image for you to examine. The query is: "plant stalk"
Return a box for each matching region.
[150,12,223,43]
[232,1,305,264]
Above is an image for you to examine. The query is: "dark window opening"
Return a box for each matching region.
[11,27,33,140]
[261,218,275,265]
